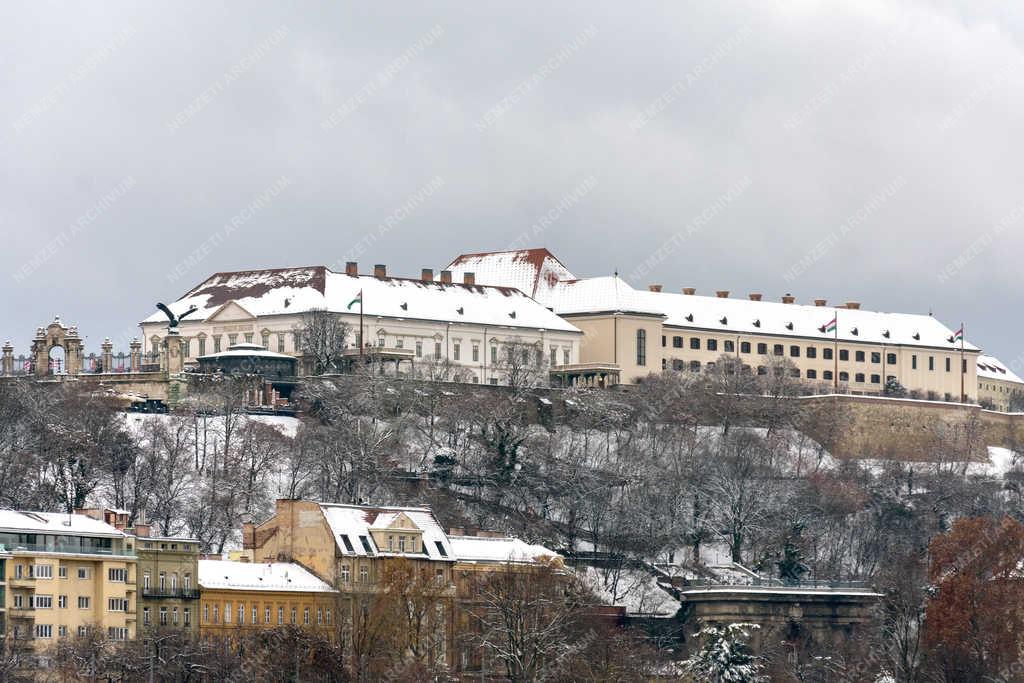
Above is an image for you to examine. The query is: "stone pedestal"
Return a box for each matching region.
[1,341,12,376]
[163,334,185,374]
[129,338,142,373]
[101,338,113,374]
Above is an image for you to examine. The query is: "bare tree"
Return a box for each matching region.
[296,308,352,375]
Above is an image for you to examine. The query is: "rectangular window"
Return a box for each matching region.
[107,598,127,612]
[160,607,168,625]
[261,332,269,349]
[213,605,219,623]
[823,347,833,360]
[673,336,683,348]
[871,374,881,384]
[326,608,332,625]
[340,535,354,553]
[58,566,67,579]
[740,341,751,354]
[855,372,865,383]
[198,337,207,356]
[636,329,647,366]
[473,345,480,362]
[213,336,222,353]
[144,607,152,626]
[491,346,497,363]
[839,371,849,381]
[839,349,849,361]
[773,344,784,357]
[945,357,951,372]
[888,353,897,365]
[251,605,256,624]
[723,340,734,353]
[203,605,209,623]
[224,602,231,623]
[929,356,935,371]
[806,347,816,359]
[360,565,369,583]
[59,625,67,637]
[564,348,570,365]
[143,572,150,591]
[304,607,310,625]
[13,595,22,608]
[807,369,817,379]
[228,333,238,346]
[707,339,718,352]
[278,607,284,625]
[790,345,800,358]
[184,608,191,626]
[317,607,323,625]
[690,338,701,350]
[869,351,879,363]
[855,350,865,362]
[823,370,833,381]
[452,343,460,361]
[78,596,89,609]
[33,595,53,609]
[108,627,128,641]
[398,536,406,552]
[358,536,372,553]
[912,354,917,369]
[549,347,557,365]
[276,335,284,353]
[34,624,53,639]
[58,595,67,609]
[757,343,767,355]
[108,568,127,583]
[34,564,52,579]
[962,358,967,373]
[434,341,441,357]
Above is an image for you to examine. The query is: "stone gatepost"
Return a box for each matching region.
[101,338,113,374]
[129,338,142,373]
[31,327,47,377]
[163,334,185,374]
[1,341,12,376]
[65,325,83,375]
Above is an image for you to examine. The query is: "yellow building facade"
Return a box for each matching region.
[976,355,1024,412]
[197,560,336,638]
[0,509,137,651]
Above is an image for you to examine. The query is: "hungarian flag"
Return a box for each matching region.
[948,325,963,344]
[818,316,837,334]
[347,290,362,310]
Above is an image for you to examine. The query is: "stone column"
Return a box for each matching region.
[164,334,184,374]
[32,327,47,377]
[101,338,113,374]
[65,326,83,375]
[1,341,12,376]
[129,338,142,373]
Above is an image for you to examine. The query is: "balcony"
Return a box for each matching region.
[142,588,200,600]
[6,543,135,558]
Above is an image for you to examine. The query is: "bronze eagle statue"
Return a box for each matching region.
[156,303,199,329]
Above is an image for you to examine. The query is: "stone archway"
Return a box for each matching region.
[48,345,67,375]
[31,317,83,377]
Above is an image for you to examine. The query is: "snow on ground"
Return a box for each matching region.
[122,412,301,439]
[577,565,680,617]
[851,446,1021,478]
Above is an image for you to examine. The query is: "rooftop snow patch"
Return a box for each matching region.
[198,560,335,593]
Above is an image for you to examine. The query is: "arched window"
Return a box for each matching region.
[636,329,646,366]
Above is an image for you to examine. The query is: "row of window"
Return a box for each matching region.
[668,359,898,384]
[13,564,124,581]
[13,594,98,610]
[202,602,332,627]
[143,571,192,592]
[13,625,124,641]
[143,606,191,626]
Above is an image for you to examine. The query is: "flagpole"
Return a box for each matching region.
[359,291,364,360]
[833,311,838,390]
[960,321,965,403]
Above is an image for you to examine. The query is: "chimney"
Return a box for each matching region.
[845,301,861,310]
[241,521,256,549]
[449,527,465,537]
[814,298,827,307]
[748,293,762,301]
[648,284,662,292]
[782,294,796,304]
[421,268,434,282]
[463,272,476,286]
[440,270,452,284]
[133,523,151,538]
[373,264,387,278]
[345,261,358,277]
[716,290,729,298]
[682,287,696,295]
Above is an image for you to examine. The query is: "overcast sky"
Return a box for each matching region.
[2,1,1023,363]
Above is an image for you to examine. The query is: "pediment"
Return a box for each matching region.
[204,300,257,322]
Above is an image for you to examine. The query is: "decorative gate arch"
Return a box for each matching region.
[31,317,83,377]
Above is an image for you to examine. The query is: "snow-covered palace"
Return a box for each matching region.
[140,248,1024,405]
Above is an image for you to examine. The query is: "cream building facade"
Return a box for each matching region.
[976,355,1024,412]
[0,509,137,651]
[140,263,581,385]
[447,248,982,401]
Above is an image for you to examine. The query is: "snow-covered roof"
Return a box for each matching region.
[319,504,455,561]
[197,343,295,362]
[0,510,127,538]
[446,248,576,302]
[143,266,579,334]
[977,354,1024,383]
[448,535,559,564]
[198,560,335,593]
[445,248,977,350]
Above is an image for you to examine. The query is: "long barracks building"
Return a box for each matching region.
[446,248,983,401]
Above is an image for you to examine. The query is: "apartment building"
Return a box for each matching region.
[131,525,200,634]
[197,560,337,638]
[139,263,581,384]
[240,499,557,672]
[446,248,981,400]
[0,509,137,650]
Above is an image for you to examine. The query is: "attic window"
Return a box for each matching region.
[339,535,354,553]
[434,541,448,558]
[358,535,373,553]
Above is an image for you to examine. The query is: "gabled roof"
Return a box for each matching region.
[143,266,579,334]
[978,354,1024,383]
[198,560,336,593]
[318,504,454,561]
[446,248,575,302]
[0,510,127,538]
